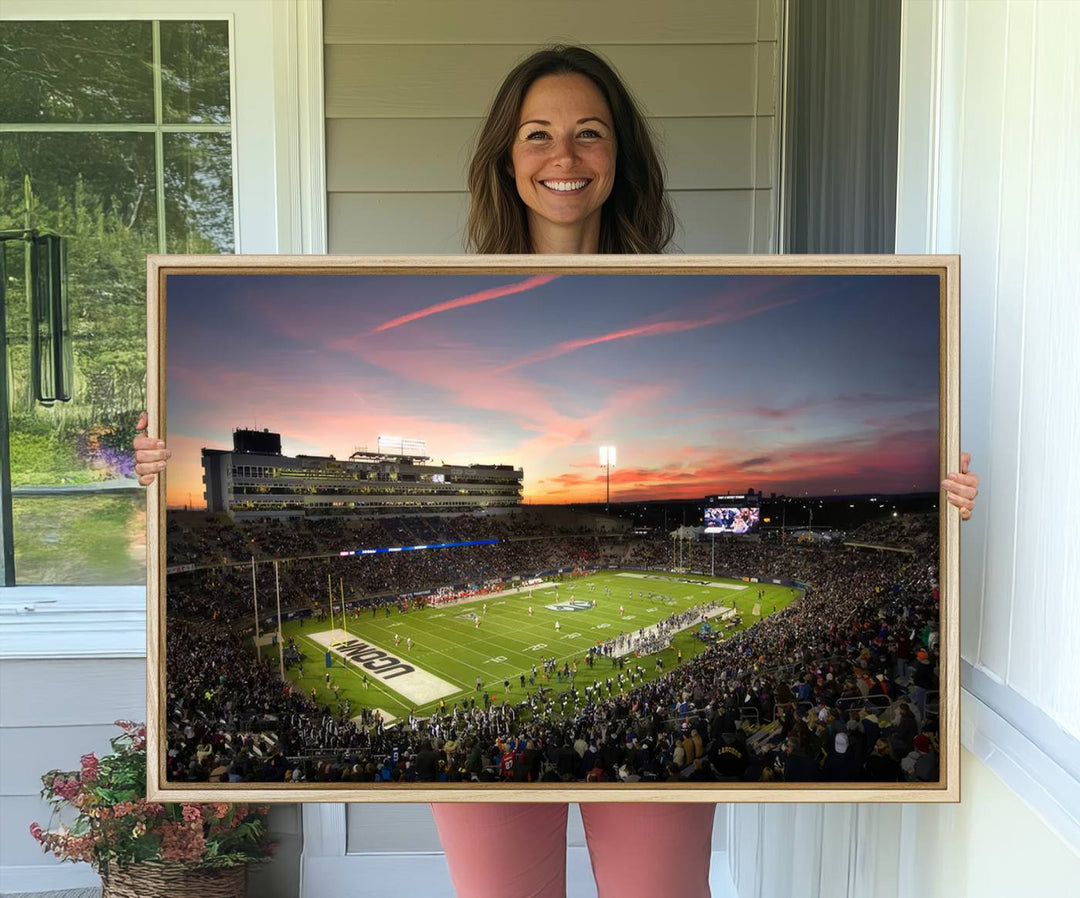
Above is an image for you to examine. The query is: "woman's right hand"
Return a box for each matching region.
[133,411,171,486]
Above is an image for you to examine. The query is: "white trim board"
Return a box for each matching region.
[961,682,1080,855]
[0,587,145,660]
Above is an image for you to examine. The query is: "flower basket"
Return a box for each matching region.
[31,721,273,888]
[101,861,247,898]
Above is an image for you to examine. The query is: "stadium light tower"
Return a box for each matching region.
[599,445,616,513]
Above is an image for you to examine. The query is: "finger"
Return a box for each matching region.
[946,491,974,511]
[133,445,167,460]
[942,473,978,490]
[135,449,170,463]
[960,507,972,521]
[138,472,156,486]
[941,480,978,499]
[960,451,971,475]
[958,478,979,494]
[949,472,979,488]
[136,411,148,432]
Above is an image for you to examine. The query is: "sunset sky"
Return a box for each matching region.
[164,272,940,509]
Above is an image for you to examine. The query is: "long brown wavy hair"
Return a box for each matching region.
[466,46,675,254]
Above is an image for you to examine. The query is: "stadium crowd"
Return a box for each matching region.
[167,514,621,623]
[166,512,943,785]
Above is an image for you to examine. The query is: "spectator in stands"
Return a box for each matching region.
[864,738,903,781]
[821,732,859,781]
[886,702,920,759]
[910,648,938,720]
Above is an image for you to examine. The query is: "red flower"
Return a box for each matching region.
[181,805,202,824]
[209,802,231,819]
[52,777,80,801]
[160,821,206,863]
[30,822,43,842]
[80,753,100,782]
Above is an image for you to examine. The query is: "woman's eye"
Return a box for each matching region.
[579,129,602,138]
[525,130,550,140]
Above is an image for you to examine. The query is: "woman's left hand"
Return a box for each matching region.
[942,451,979,521]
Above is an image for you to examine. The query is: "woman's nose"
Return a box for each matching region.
[548,134,579,166]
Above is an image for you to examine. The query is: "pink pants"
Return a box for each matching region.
[431,802,716,898]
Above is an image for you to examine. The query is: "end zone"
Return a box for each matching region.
[308,629,459,704]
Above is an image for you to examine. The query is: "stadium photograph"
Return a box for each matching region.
[154,263,951,797]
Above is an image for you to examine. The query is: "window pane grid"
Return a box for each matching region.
[1,18,235,584]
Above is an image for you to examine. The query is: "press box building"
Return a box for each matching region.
[202,429,523,521]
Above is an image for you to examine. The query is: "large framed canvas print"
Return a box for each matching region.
[146,254,959,803]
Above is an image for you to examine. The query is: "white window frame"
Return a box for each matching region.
[0,0,326,661]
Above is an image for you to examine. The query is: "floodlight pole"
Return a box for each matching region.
[605,457,610,512]
[274,560,285,681]
[599,446,615,514]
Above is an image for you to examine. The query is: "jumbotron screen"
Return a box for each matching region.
[704,506,760,534]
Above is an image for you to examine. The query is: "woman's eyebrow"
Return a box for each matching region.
[517,117,611,127]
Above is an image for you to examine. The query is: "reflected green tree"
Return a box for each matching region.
[0,19,233,583]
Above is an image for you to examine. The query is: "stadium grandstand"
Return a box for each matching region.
[165,507,942,787]
[201,429,523,521]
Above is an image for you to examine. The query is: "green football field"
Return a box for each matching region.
[259,570,801,724]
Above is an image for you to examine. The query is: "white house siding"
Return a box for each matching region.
[324,0,781,254]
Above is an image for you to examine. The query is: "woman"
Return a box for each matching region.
[135,45,979,898]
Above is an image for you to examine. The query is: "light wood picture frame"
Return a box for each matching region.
[146,254,960,803]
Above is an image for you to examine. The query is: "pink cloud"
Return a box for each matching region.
[495,294,804,373]
[371,275,558,333]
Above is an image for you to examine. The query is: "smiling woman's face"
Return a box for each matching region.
[509,73,617,251]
